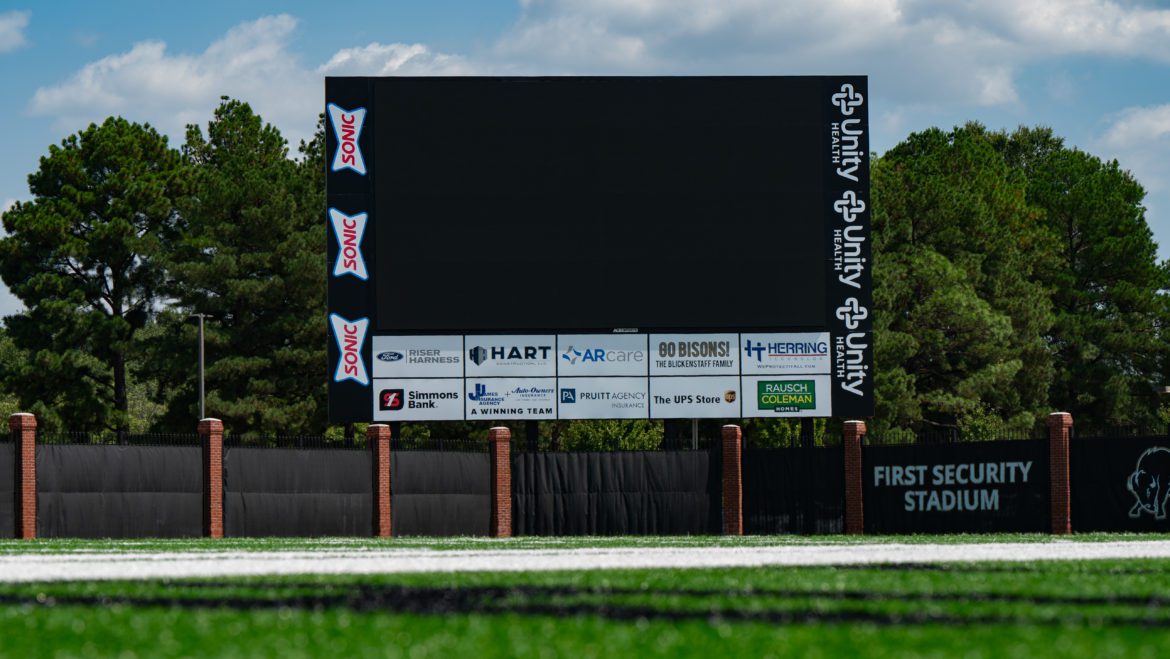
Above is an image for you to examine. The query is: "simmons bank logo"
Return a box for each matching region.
[328,209,368,279]
[327,104,367,175]
[329,314,369,386]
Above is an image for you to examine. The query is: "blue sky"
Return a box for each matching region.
[2,1,1170,317]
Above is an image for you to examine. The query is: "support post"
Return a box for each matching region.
[9,413,36,539]
[721,424,743,535]
[1047,412,1073,535]
[843,420,866,535]
[199,418,224,539]
[369,423,392,537]
[489,426,512,538]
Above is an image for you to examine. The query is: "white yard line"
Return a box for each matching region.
[2,541,1170,583]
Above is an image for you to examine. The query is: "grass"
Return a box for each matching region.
[2,559,1170,657]
[2,532,1170,554]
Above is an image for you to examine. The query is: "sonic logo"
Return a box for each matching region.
[328,209,368,279]
[327,103,367,175]
[329,314,369,386]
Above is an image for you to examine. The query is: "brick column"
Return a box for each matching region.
[369,423,392,537]
[488,426,512,538]
[9,413,36,539]
[721,424,744,535]
[843,420,866,535]
[199,418,224,539]
[1047,412,1073,535]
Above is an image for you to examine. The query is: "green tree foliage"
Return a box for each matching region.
[142,99,326,433]
[0,118,183,431]
[991,127,1170,427]
[871,124,1057,434]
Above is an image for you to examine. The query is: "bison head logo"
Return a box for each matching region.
[1128,447,1170,519]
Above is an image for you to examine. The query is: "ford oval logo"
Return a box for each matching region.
[377,351,404,362]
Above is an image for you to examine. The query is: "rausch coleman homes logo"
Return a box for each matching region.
[757,380,816,413]
[327,103,367,175]
[1128,447,1170,519]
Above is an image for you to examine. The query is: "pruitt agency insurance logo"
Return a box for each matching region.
[757,380,815,413]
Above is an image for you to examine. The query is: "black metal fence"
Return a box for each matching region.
[743,446,844,534]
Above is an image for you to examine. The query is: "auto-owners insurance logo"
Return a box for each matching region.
[327,104,367,175]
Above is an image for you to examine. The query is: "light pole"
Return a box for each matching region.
[190,313,207,420]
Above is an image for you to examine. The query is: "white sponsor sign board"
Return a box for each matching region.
[372,378,463,421]
[741,374,832,418]
[465,335,556,377]
[372,335,463,378]
[649,376,741,419]
[648,334,739,376]
[556,334,649,377]
[740,332,831,374]
[557,377,649,419]
[466,378,557,420]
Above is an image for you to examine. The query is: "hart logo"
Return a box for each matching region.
[379,389,404,411]
[468,346,488,365]
[329,314,369,386]
[831,83,864,115]
[836,297,868,330]
[327,104,367,175]
[328,209,368,279]
[833,191,866,223]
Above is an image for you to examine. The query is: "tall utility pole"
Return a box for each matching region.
[191,314,207,420]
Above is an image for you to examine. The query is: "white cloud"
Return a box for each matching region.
[29,15,320,146]
[1095,104,1170,255]
[2,198,15,215]
[0,10,30,53]
[318,42,474,76]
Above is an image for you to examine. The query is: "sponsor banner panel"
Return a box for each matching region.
[740,332,831,374]
[372,335,463,378]
[556,334,649,377]
[372,378,463,421]
[741,374,832,418]
[466,378,557,420]
[649,376,740,419]
[648,334,739,376]
[1071,437,1170,532]
[465,335,556,377]
[557,377,649,420]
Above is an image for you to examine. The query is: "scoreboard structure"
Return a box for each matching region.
[325,76,872,423]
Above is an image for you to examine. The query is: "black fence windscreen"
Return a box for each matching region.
[223,448,372,537]
[863,440,1049,534]
[36,445,202,538]
[0,441,13,538]
[743,447,843,534]
[1071,435,1170,532]
[512,450,721,536]
[391,451,490,536]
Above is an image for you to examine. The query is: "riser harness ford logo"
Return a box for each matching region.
[329,314,369,386]
[328,209,368,279]
[327,104,367,175]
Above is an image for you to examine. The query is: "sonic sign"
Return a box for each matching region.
[325,77,872,423]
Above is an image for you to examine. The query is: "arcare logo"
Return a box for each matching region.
[833,191,866,223]
[1128,447,1170,519]
[329,314,369,386]
[836,297,868,330]
[831,83,864,115]
[328,209,368,279]
[758,380,815,412]
[562,345,643,365]
[327,104,367,175]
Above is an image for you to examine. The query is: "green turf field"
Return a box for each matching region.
[2,551,1169,657]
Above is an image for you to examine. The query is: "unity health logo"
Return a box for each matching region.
[327,104,367,175]
[831,83,864,116]
[328,209,368,279]
[329,314,369,386]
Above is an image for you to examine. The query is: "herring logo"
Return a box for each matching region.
[327,103,367,175]
[833,191,866,223]
[1128,447,1170,519]
[468,346,488,366]
[561,388,577,404]
[329,314,369,386]
[831,83,864,116]
[328,209,368,279]
[835,297,868,330]
[376,351,404,362]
